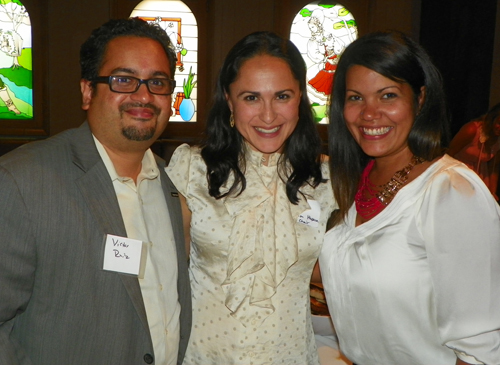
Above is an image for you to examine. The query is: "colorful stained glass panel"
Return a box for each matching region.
[131,0,198,123]
[0,0,32,120]
[290,1,357,123]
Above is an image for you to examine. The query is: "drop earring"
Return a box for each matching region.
[230,113,235,128]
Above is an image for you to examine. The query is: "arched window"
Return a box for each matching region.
[290,1,357,124]
[131,0,198,123]
[0,0,32,120]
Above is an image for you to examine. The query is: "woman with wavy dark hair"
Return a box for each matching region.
[319,31,500,365]
[166,31,336,365]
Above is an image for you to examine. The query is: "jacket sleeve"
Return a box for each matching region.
[0,165,36,365]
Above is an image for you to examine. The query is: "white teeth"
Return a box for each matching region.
[362,127,392,136]
[255,126,280,134]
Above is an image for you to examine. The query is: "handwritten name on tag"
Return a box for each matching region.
[297,199,321,227]
[103,234,146,278]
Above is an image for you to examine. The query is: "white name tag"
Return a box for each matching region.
[103,234,147,278]
[297,199,321,227]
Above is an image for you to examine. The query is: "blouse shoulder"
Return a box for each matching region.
[165,143,204,196]
[420,155,497,207]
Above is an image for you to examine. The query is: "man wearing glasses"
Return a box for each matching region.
[0,18,191,365]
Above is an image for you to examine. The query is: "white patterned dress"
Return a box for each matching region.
[167,143,336,365]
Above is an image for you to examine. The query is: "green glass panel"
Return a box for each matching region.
[0,0,32,119]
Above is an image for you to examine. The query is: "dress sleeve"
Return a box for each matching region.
[417,164,500,365]
[165,143,193,197]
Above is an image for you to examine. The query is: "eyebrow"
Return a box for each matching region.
[236,89,296,97]
[108,67,170,78]
[378,85,401,92]
[346,85,401,94]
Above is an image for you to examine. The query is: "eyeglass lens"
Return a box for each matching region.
[110,76,174,95]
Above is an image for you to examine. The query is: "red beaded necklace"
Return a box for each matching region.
[355,156,425,220]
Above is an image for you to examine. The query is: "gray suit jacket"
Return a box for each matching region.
[0,122,191,365]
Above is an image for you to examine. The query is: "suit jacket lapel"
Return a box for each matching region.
[71,122,150,336]
[156,157,183,248]
[157,157,192,346]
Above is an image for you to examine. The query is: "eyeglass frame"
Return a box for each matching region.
[91,75,177,96]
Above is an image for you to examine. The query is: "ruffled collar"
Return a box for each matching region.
[243,143,281,167]
[220,144,310,327]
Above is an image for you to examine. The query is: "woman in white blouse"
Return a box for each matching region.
[321,31,500,365]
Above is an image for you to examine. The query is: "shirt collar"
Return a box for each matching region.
[93,135,159,182]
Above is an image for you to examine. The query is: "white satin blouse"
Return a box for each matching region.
[320,155,500,365]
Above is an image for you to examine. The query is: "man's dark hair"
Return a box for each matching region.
[80,17,176,82]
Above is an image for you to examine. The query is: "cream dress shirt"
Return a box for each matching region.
[95,137,180,365]
[320,155,500,365]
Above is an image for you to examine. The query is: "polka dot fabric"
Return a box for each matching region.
[166,144,336,365]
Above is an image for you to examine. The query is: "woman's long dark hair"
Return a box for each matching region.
[481,102,500,139]
[328,31,450,225]
[201,31,324,204]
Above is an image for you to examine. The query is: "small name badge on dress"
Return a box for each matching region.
[103,234,147,278]
[297,199,321,227]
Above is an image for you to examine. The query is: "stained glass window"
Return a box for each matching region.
[290,1,357,123]
[0,0,32,120]
[131,0,198,123]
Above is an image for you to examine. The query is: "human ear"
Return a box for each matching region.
[225,91,233,112]
[80,79,93,111]
[417,86,426,112]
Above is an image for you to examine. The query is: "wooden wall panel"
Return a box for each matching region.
[491,2,500,106]
[366,0,421,38]
[48,0,109,135]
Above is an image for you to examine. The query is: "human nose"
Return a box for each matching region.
[260,101,277,124]
[360,101,380,121]
[130,82,155,103]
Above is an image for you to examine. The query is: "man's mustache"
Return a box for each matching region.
[119,102,161,116]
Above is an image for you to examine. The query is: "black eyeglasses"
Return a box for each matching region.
[92,75,176,95]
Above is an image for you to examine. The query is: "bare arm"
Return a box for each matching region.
[311,260,322,283]
[456,357,474,365]
[179,193,192,257]
[448,122,477,157]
